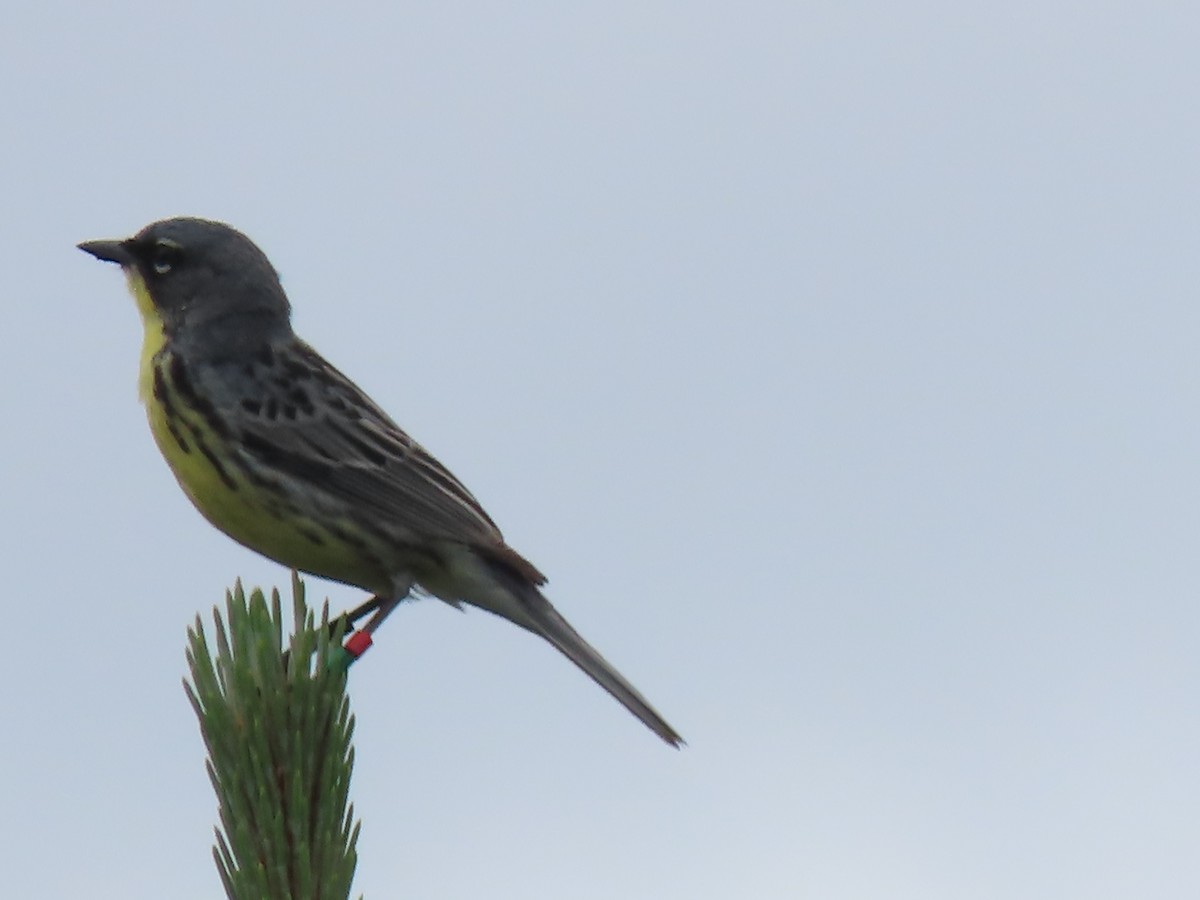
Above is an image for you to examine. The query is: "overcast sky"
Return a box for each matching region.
[2,3,1197,898]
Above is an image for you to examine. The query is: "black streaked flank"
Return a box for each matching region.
[169,354,232,438]
[182,419,239,491]
[152,364,192,453]
[167,353,198,405]
[166,419,191,453]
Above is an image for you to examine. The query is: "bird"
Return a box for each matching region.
[79,216,682,747]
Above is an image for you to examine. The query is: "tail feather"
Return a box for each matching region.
[518,589,684,747]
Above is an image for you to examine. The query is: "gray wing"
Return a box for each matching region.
[199,339,546,585]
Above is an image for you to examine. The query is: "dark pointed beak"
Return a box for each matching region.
[78,238,134,266]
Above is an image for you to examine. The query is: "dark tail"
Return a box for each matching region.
[517,588,684,747]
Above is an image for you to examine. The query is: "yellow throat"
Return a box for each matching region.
[127,269,169,403]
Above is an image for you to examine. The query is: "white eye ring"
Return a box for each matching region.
[151,239,181,275]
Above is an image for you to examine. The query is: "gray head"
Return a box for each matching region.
[79,217,293,350]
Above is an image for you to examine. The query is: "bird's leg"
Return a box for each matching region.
[334,595,403,666]
[356,577,415,637]
[335,581,415,664]
[282,597,383,671]
[362,595,405,635]
[341,594,385,629]
[337,583,411,635]
[319,594,382,642]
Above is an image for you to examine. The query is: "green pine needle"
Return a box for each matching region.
[184,574,364,900]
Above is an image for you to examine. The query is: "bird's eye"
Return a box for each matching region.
[151,239,182,275]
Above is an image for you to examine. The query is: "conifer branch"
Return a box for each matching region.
[184,575,363,900]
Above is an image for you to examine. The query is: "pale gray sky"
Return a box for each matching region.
[2,3,1197,898]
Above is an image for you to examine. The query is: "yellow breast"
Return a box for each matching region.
[128,270,168,404]
[126,268,389,591]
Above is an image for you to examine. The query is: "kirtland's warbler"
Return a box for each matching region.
[80,217,681,746]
